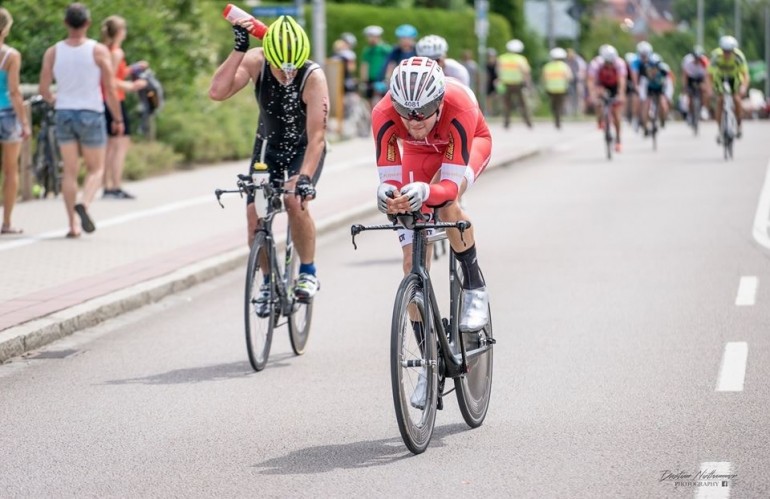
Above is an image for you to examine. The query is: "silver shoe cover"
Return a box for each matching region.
[459,287,489,333]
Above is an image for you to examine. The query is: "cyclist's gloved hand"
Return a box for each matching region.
[295,174,316,200]
[400,182,430,212]
[233,24,250,53]
[377,183,398,213]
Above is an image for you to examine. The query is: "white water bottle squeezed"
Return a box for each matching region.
[251,162,271,215]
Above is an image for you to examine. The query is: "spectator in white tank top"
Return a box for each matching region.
[38,2,123,238]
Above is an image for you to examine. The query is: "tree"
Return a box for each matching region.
[2,0,215,96]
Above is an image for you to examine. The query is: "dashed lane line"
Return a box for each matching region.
[735,276,758,306]
[716,342,748,392]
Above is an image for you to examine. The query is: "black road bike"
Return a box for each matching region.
[28,95,62,198]
[216,174,313,371]
[647,92,661,151]
[600,93,616,160]
[351,212,495,454]
[687,81,703,136]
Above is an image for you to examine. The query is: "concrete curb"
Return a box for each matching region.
[0,147,540,363]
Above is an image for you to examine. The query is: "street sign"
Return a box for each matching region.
[251,5,302,18]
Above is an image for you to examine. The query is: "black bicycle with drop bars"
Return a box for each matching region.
[27,95,62,198]
[215,174,313,371]
[351,211,495,454]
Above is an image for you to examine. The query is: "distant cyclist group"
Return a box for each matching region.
[584,35,749,154]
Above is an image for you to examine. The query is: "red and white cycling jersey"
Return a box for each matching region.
[681,53,710,79]
[371,78,492,206]
[588,56,627,88]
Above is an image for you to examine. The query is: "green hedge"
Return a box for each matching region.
[305,4,512,61]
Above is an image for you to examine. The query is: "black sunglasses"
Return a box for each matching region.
[392,100,441,122]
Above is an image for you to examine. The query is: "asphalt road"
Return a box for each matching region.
[2,120,770,498]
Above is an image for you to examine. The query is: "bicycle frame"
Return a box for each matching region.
[216,174,297,316]
[351,214,492,378]
[722,81,736,136]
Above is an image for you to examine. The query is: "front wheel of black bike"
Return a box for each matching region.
[287,244,313,355]
[391,274,438,454]
[244,233,275,371]
[692,96,701,136]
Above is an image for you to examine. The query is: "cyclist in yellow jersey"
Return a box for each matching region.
[541,47,573,129]
[709,35,749,139]
[496,39,532,128]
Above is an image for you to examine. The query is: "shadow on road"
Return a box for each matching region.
[252,423,468,474]
[104,354,295,385]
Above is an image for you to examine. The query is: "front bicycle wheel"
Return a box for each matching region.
[391,274,438,454]
[286,243,314,355]
[604,119,613,160]
[244,233,275,372]
[450,264,494,428]
[692,96,700,136]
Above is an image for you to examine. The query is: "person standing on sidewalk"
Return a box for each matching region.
[359,25,390,107]
[541,47,573,129]
[497,39,533,129]
[100,15,148,200]
[209,15,327,303]
[39,3,123,238]
[0,8,30,235]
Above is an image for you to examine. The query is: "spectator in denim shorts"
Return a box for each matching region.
[0,8,31,235]
[38,2,123,238]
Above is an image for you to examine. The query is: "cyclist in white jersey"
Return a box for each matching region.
[415,35,471,87]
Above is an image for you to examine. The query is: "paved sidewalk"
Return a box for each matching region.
[0,122,594,362]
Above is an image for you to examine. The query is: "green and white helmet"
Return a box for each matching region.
[263,16,310,72]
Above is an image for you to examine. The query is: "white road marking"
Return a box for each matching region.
[0,195,213,253]
[716,342,748,392]
[735,276,758,306]
[694,462,732,499]
[752,157,770,249]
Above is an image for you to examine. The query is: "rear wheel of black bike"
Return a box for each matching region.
[287,244,313,355]
[391,274,437,454]
[451,264,494,428]
[244,233,275,371]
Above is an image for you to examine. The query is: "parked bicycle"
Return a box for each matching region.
[215,174,313,371]
[351,210,494,454]
[27,95,62,198]
[719,80,737,161]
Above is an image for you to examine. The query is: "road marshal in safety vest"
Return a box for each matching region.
[497,53,530,85]
[542,60,573,94]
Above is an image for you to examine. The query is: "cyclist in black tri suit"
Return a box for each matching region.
[209,15,329,305]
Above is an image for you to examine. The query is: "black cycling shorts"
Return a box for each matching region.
[246,137,325,204]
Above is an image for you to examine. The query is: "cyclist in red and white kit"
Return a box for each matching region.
[587,44,627,152]
[372,57,491,333]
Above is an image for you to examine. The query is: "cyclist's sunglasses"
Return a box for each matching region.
[392,100,441,122]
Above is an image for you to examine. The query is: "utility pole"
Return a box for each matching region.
[311,0,325,69]
[697,0,704,48]
[547,0,556,49]
[765,4,770,99]
[735,0,741,44]
[475,0,489,113]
